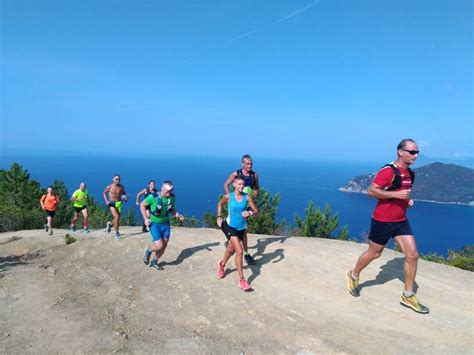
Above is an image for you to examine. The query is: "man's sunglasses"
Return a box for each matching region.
[402,149,420,155]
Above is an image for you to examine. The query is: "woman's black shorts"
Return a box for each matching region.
[221,220,246,241]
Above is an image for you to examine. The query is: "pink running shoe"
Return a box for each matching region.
[217,260,225,279]
[239,278,252,292]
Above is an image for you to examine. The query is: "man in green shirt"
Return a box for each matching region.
[70,182,89,233]
[140,180,185,270]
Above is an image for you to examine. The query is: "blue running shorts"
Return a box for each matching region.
[149,222,171,241]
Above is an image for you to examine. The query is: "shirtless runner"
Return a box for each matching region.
[103,174,128,240]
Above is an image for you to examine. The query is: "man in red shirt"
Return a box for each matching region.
[346,139,429,314]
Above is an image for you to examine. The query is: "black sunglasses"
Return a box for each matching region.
[403,149,420,155]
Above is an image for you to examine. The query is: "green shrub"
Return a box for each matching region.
[65,233,76,245]
[421,246,474,272]
[294,201,348,239]
[202,211,219,228]
[247,190,283,235]
[171,215,200,228]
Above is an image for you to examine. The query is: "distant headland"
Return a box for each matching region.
[339,162,474,206]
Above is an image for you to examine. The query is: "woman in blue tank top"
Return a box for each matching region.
[216,175,258,291]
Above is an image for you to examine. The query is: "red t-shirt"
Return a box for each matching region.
[372,165,412,222]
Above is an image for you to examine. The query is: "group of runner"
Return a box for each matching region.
[39,183,89,236]
[39,140,428,313]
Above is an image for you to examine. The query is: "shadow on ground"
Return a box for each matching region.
[159,242,220,268]
[0,236,22,245]
[222,236,289,283]
[0,250,44,278]
[359,257,419,293]
[247,236,288,283]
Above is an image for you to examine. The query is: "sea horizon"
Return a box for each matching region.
[1,152,473,257]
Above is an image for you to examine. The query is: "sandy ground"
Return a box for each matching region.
[0,226,472,354]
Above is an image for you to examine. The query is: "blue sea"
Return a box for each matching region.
[1,153,473,256]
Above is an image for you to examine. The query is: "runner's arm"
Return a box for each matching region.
[170,207,185,221]
[368,183,411,200]
[120,185,128,201]
[243,195,258,218]
[135,189,146,205]
[103,186,110,205]
[216,195,230,226]
[223,172,237,194]
[139,200,151,225]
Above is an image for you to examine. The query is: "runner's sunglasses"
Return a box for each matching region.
[402,149,420,155]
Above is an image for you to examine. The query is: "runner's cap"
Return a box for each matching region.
[163,183,174,191]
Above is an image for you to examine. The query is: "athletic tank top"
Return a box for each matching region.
[226,192,248,231]
[145,188,158,198]
[237,169,254,188]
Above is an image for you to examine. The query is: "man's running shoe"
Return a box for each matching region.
[114,232,121,240]
[143,248,152,265]
[244,254,256,265]
[239,278,252,292]
[82,228,90,234]
[48,230,53,236]
[149,258,161,271]
[106,221,112,233]
[346,270,360,297]
[217,260,225,279]
[400,294,429,314]
[44,224,49,232]
[142,225,148,233]
[70,224,76,233]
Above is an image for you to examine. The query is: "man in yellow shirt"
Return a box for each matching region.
[70,182,89,234]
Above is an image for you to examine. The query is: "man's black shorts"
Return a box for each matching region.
[221,220,246,241]
[45,210,56,218]
[369,218,413,246]
[74,206,87,213]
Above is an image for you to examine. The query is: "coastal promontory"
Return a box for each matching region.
[340,162,474,205]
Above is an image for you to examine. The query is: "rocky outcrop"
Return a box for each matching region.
[0,226,472,353]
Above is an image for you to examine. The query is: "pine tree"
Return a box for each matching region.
[294,201,349,239]
[247,190,283,235]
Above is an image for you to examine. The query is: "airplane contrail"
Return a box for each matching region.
[273,0,321,25]
[228,30,257,44]
[227,0,321,45]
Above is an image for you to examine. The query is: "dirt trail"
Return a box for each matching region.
[0,227,472,353]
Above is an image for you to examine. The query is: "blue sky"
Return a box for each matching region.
[1,0,472,161]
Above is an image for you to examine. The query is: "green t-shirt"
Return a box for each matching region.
[72,189,88,208]
[145,194,175,224]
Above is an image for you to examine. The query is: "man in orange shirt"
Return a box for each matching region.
[40,186,60,236]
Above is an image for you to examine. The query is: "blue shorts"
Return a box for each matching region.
[368,218,413,246]
[149,222,170,242]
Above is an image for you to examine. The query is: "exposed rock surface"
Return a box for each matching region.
[1,227,472,353]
